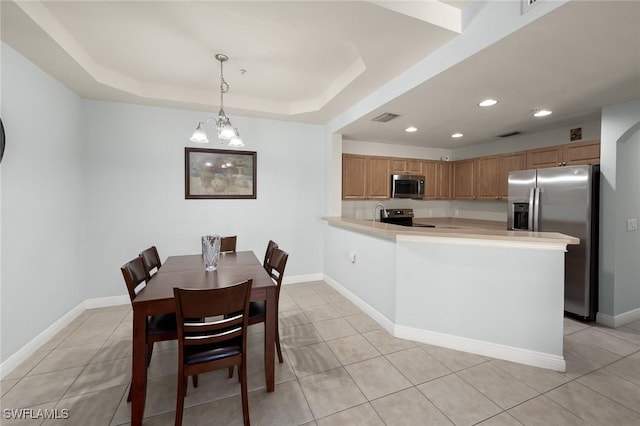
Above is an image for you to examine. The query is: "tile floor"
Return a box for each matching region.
[2,280,640,425]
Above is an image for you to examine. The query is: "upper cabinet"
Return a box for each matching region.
[342,141,598,202]
[452,159,476,200]
[424,161,451,200]
[497,152,527,199]
[527,140,600,169]
[342,154,390,200]
[391,158,423,175]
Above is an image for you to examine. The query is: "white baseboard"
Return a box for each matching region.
[597,307,640,328]
[395,325,566,372]
[0,301,86,379]
[323,273,565,372]
[323,274,395,335]
[283,273,323,285]
[85,295,129,309]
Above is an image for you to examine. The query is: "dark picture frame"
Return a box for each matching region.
[185,147,257,199]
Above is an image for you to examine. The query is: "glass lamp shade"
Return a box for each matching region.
[228,132,245,147]
[190,124,209,143]
[218,122,236,140]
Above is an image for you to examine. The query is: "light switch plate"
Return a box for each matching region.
[627,218,638,232]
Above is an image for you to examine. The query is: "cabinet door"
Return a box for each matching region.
[564,140,600,166]
[423,161,437,199]
[497,152,526,199]
[391,158,423,175]
[342,154,367,199]
[453,159,475,200]
[436,162,452,199]
[475,156,499,200]
[407,160,423,175]
[526,146,563,169]
[367,157,390,199]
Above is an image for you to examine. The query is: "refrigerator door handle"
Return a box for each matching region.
[528,188,535,231]
[533,187,541,231]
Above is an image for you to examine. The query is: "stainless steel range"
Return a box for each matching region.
[379,208,434,227]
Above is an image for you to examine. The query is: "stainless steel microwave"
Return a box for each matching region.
[391,174,425,199]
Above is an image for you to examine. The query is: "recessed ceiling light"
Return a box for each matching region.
[479,99,498,107]
[405,126,418,133]
[451,132,464,138]
[533,108,552,117]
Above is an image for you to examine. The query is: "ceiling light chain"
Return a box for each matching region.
[190,52,244,147]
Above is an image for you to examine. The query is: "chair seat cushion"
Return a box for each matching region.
[147,313,177,334]
[249,301,266,319]
[184,337,242,365]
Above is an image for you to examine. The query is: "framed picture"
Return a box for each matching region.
[185,147,256,199]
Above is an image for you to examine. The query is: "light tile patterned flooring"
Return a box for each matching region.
[2,280,640,425]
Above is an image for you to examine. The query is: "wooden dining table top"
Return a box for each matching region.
[133,252,275,305]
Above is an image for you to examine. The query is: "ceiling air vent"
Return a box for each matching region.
[371,112,400,123]
[497,131,522,138]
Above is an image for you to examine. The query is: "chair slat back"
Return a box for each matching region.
[220,236,237,253]
[139,246,162,282]
[266,248,288,288]
[121,256,147,301]
[263,240,279,269]
[173,280,252,347]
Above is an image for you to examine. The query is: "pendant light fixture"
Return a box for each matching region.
[190,53,244,147]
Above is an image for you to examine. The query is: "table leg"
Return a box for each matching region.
[264,288,276,392]
[131,309,147,426]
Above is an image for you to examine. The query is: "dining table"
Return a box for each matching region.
[129,251,277,426]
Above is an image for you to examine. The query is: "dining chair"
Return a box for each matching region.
[249,247,288,363]
[220,235,237,253]
[121,256,177,402]
[139,246,162,282]
[262,240,278,270]
[173,280,252,426]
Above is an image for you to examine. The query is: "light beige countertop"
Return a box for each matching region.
[324,217,579,245]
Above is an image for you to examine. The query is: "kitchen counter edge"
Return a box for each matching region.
[323,217,580,245]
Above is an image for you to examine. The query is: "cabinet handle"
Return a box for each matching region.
[558,162,562,166]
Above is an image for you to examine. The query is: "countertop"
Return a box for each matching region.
[324,217,580,245]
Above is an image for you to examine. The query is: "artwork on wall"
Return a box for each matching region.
[185,147,256,199]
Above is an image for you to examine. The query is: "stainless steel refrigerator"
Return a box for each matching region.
[507,165,599,320]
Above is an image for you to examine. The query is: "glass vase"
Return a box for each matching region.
[201,235,221,272]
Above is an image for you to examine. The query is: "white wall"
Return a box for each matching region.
[83,100,326,299]
[1,44,85,361]
[600,99,640,320]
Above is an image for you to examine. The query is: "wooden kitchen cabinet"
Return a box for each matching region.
[452,159,475,200]
[497,151,527,199]
[423,161,451,200]
[564,140,600,165]
[475,156,499,200]
[391,158,423,175]
[342,154,390,200]
[368,156,391,199]
[342,154,367,199]
[526,140,600,169]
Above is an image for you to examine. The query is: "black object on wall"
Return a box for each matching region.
[0,118,5,164]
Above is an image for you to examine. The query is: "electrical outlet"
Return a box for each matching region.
[627,218,638,232]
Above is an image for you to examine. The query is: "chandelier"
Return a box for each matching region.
[190,53,244,147]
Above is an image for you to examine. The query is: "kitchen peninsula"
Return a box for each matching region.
[322,217,579,371]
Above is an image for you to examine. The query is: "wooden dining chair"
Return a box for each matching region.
[262,240,278,270]
[139,246,162,282]
[121,256,177,402]
[173,280,252,426]
[249,247,288,363]
[220,235,237,253]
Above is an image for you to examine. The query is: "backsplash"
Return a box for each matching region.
[341,199,507,222]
